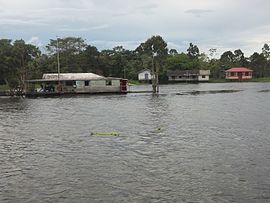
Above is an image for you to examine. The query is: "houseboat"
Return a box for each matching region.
[25,73,128,97]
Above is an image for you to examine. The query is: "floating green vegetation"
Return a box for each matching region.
[177,90,242,95]
[91,132,120,136]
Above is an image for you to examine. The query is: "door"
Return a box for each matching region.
[120,79,128,93]
[145,73,149,80]
[238,72,242,80]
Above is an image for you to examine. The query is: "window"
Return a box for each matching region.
[85,81,90,86]
[179,76,182,79]
[230,72,235,77]
[171,76,176,80]
[245,72,249,76]
[66,81,73,86]
[106,80,112,86]
[202,75,206,78]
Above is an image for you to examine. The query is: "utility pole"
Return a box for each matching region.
[56,37,61,91]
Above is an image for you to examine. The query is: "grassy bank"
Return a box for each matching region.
[251,77,270,82]
[209,77,270,83]
[128,80,143,85]
[0,85,9,91]
[209,78,227,83]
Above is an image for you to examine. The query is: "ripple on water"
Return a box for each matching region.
[1,83,270,202]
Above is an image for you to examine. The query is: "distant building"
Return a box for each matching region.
[225,67,253,81]
[167,70,210,82]
[138,69,153,81]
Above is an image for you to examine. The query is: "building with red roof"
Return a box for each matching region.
[225,67,253,81]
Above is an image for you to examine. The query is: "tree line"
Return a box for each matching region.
[1,36,270,90]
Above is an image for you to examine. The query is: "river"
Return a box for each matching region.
[1,83,270,202]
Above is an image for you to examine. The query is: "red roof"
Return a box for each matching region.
[225,67,253,72]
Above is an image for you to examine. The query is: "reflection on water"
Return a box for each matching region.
[1,83,270,202]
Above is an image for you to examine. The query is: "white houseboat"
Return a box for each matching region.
[25,73,128,97]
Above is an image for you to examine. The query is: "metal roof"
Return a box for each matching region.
[42,73,105,81]
[225,67,253,72]
[26,73,126,83]
[138,69,152,74]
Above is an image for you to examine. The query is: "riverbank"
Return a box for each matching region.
[210,77,270,83]
[1,77,270,97]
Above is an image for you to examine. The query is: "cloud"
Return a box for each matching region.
[27,36,43,46]
[1,0,270,57]
[185,9,214,17]
[0,18,48,26]
[57,24,110,32]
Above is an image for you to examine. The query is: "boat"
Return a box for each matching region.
[25,73,128,97]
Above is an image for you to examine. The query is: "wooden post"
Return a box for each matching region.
[152,53,158,93]
[156,62,159,93]
[152,55,156,93]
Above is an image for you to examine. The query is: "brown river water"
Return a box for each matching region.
[1,83,270,202]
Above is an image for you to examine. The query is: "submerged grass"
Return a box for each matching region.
[0,85,9,91]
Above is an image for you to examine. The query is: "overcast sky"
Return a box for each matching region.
[1,0,270,57]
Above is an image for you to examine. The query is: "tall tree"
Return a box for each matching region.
[187,43,199,59]
[250,52,267,78]
[220,51,234,68]
[46,37,87,72]
[262,43,270,60]
[169,49,178,56]
[81,45,100,73]
[0,39,15,87]
[233,49,247,66]
[136,35,168,92]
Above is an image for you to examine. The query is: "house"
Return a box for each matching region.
[225,67,253,81]
[138,69,153,81]
[167,70,210,82]
[25,73,128,97]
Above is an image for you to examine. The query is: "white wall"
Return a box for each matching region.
[138,70,152,81]
[198,75,209,81]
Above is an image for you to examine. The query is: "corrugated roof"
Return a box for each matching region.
[225,67,253,72]
[42,73,105,81]
[138,69,152,74]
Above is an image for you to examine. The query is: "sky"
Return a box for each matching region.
[1,0,270,57]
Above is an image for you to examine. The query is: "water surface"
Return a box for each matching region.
[1,83,270,202]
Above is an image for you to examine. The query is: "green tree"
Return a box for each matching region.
[12,39,41,89]
[46,37,87,73]
[169,49,178,56]
[250,52,267,78]
[136,35,168,92]
[81,45,100,73]
[187,43,199,59]
[0,39,17,87]
[220,51,234,68]
[262,43,270,60]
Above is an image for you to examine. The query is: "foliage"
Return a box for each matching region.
[1,36,270,91]
[187,43,199,59]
